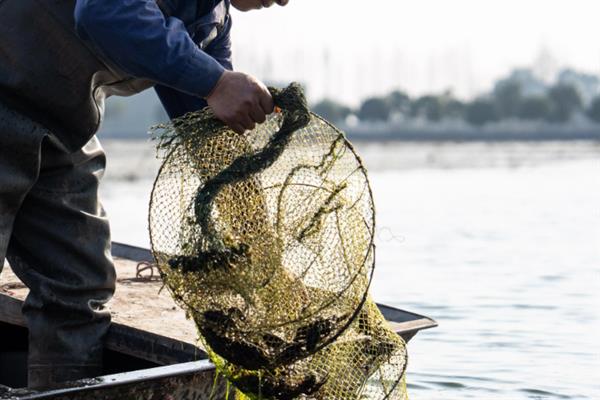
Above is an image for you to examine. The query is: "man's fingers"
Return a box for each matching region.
[258,89,275,115]
[239,114,255,132]
[249,102,267,124]
[230,123,246,135]
[205,71,275,134]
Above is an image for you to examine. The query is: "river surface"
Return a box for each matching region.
[100,139,600,400]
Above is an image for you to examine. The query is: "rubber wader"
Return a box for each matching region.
[0,102,115,389]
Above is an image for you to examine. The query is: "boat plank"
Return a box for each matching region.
[1,258,200,350]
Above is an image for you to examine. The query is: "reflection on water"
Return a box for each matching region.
[100,140,600,400]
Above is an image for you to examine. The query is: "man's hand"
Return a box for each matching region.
[206,71,274,134]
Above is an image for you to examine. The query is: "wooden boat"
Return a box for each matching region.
[0,242,437,400]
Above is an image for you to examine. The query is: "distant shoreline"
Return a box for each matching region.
[99,129,600,142]
[343,128,600,142]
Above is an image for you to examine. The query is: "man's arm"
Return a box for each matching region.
[75,0,225,98]
[75,0,272,132]
[155,13,233,119]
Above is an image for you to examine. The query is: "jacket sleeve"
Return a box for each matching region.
[154,13,233,119]
[74,0,225,98]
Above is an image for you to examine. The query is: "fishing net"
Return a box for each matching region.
[149,83,408,399]
[218,298,408,400]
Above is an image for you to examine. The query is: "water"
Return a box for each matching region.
[100,140,600,399]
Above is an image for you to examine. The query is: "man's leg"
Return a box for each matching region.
[0,103,47,281]
[6,135,116,389]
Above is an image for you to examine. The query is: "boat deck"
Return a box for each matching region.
[1,256,197,347]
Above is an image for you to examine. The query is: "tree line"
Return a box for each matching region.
[313,69,600,127]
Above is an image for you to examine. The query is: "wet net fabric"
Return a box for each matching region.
[149,83,408,399]
[224,298,408,400]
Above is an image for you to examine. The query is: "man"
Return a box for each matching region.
[0,0,289,389]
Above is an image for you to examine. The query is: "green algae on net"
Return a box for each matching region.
[149,83,408,399]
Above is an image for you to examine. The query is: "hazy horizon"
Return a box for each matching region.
[230,0,600,106]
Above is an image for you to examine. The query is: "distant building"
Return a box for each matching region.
[557,69,600,105]
[495,69,547,97]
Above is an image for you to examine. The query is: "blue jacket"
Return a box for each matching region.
[74,0,233,119]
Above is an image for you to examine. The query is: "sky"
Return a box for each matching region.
[230,0,600,105]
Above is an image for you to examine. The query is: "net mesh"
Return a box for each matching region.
[220,298,408,400]
[149,83,408,399]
